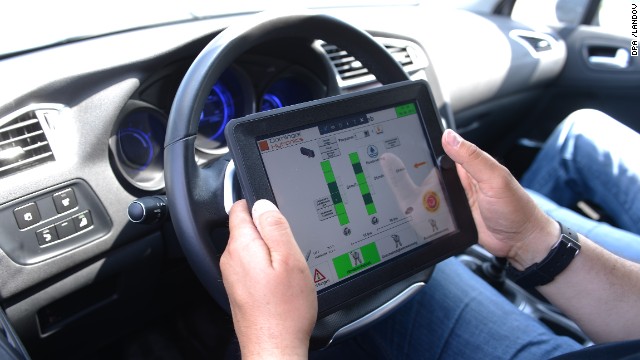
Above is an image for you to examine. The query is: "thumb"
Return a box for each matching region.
[441,129,505,185]
[252,200,303,267]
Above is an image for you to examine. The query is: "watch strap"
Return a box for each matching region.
[507,222,581,288]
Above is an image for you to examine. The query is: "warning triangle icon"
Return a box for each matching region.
[313,269,326,283]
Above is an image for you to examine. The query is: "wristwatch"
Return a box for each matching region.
[507,222,581,288]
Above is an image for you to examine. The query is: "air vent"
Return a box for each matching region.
[318,37,429,88]
[321,43,369,82]
[0,106,58,178]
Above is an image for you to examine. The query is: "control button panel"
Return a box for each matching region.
[44,211,94,246]
[52,188,78,214]
[73,211,93,232]
[55,219,76,240]
[13,203,42,229]
[0,180,112,265]
[36,226,58,246]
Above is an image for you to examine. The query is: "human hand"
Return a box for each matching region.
[221,199,317,359]
[441,129,559,270]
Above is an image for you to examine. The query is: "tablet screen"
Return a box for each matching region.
[258,102,456,292]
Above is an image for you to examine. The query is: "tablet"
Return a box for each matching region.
[225,80,476,314]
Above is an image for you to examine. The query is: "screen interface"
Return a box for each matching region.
[258,103,456,292]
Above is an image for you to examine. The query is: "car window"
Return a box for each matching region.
[1,0,506,58]
[512,0,633,37]
[593,0,633,36]
[511,0,591,26]
[420,0,501,13]
[0,0,193,57]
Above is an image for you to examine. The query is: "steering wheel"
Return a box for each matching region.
[164,11,432,348]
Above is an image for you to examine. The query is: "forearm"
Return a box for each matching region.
[527,235,640,343]
[503,206,640,342]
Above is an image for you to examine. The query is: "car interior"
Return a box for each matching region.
[0,0,638,359]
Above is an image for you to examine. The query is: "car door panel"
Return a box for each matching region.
[549,26,640,132]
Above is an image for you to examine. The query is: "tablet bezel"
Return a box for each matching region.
[225,80,477,316]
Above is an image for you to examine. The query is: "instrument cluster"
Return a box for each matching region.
[110,62,327,192]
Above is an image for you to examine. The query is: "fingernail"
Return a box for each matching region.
[445,129,462,148]
[252,199,278,218]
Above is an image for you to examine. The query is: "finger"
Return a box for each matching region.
[455,163,475,200]
[442,129,507,185]
[380,152,419,209]
[252,200,304,267]
[229,200,258,239]
[226,200,269,260]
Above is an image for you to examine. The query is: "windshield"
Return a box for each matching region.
[0,0,495,58]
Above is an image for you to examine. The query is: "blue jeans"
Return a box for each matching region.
[521,109,640,263]
[315,259,582,359]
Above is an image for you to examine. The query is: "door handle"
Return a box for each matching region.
[588,48,630,69]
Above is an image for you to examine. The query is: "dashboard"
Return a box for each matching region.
[0,4,568,359]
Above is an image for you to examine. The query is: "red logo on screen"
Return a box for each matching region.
[258,140,269,152]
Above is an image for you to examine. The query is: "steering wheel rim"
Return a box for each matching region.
[164,10,410,321]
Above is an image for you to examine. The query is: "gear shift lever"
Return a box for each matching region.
[481,256,508,290]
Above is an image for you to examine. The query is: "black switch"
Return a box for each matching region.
[55,219,76,239]
[73,211,93,232]
[14,203,42,229]
[53,188,78,214]
[36,226,59,246]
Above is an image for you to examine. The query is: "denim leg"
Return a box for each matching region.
[315,258,581,360]
[527,189,640,264]
[520,109,640,234]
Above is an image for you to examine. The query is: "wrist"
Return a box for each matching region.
[240,335,309,360]
[507,216,560,271]
[241,346,308,360]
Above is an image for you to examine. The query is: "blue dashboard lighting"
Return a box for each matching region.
[261,93,284,111]
[117,128,154,171]
[199,83,235,143]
